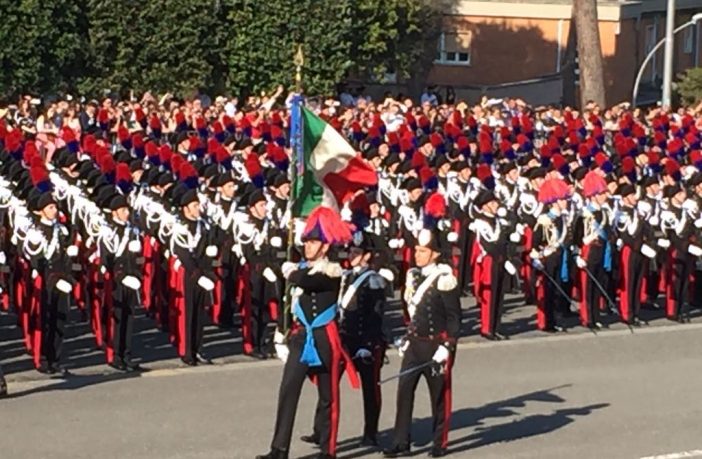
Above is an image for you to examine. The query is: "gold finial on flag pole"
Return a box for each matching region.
[294,45,304,92]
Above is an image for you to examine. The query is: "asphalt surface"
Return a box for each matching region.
[1,295,702,459]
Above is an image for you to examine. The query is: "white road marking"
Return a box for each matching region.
[641,450,702,459]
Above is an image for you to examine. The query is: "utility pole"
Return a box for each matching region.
[661,0,676,107]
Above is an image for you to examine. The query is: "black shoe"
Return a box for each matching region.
[300,434,320,445]
[383,445,411,458]
[429,447,448,457]
[360,434,378,447]
[50,363,70,377]
[196,352,213,365]
[181,357,197,366]
[0,375,7,398]
[495,332,510,340]
[37,363,53,374]
[250,350,268,360]
[123,358,142,371]
[255,448,289,459]
[480,333,498,341]
[315,454,335,459]
[109,360,128,372]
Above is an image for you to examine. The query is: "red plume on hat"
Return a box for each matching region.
[479,138,492,155]
[424,192,447,218]
[145,141,158,158]
[171,155,184,175]
[207,138,220,155]
[159,144,173,162]
[302,206,352,245]
[582,170,607,197]
[400,137,414,154]
[30,165,53,193]
[411,152,427,171]
[116,162,133,192]
[214,145,231,166]
[23,141,38,164]
[538,178,570,204]
[98,154,116,175]
[245,153,264,188]
[419,166,438,190]
[476,163,495,190]
[665,158,681,178]
[179,161,199,189]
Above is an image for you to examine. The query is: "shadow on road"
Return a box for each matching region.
[330,384,609,459]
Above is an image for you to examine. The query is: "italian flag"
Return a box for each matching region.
[292,106,378,217]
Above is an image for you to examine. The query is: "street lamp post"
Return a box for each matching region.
[632,13,702,107]
[661,0,676,108]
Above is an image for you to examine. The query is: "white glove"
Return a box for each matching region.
[128,240,142,253]
[263,267,278,283]
[173,259,182,271]
[388,238,405,249]
[695,218,702,229]
[504,260,517,275]
[281,262,297,279]
[509,232,521,243]
[197,275,215,291]
[542,247,555,258]
[270,236,282,248]
[340,206,352,221]
[683,199,697,212]
[378,268,395,282]
[275,344,289,363]
[205,245,218,257]
[66,245,79,257]
[354,348,372,360]
[121,275,142,290]
[641,243,656,259]
[576,256,587,269]
[516,223,525,236]
[398,339,410,357]
[689,245,702,257]
[657,238,671,249]
[55,279,73,294]
[31,269,39,279]
[447,232,458,243]
[616,238,623,250]
[529,249,540,260]
[0,251,6,265]
[497,207,507,218]
[273,330,286,345]
[432,345,450,364]
[637,201,652,216]
[649,216,659,227]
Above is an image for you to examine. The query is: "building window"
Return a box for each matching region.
[645,23,658,82]
[683,26,694,54]
[645,24,656,54]
[436,31,472,66]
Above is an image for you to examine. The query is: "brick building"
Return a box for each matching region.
[365,0,702,108]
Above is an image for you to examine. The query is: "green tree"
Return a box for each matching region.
[677,67,702,106]
[224,0,354,97]
[0,0,88,98]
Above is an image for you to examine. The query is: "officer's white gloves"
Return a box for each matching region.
[432,345,450,364]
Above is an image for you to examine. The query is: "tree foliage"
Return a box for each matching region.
[0,0,443,99]
[677,67,702,106]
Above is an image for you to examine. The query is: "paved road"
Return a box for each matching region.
[2,315,702,459]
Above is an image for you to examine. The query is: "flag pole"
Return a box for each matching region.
[282,45,304,334]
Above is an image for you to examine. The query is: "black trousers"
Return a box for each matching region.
[620,247,645,323]
[112,289,136,362]
[581,246,606,327]
[251,271,278,353]
[391,337,453,450]
[218,262,236,326]
[311,341,385,439]
[183,280,206,360]
[41,289,69,365]
[271,328,339,456]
